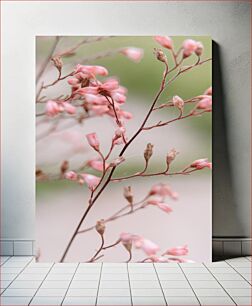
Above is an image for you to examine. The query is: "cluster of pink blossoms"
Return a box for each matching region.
[120,232,191,263]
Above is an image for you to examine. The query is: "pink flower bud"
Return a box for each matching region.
[165,245,189,256]
[182,39,197,58]
[74,64,108,76]
[80,173,100,190]
[112,92,127,104]
[63,102,76,115]
[121,47,144,63]
[86,133,100,151]
[101,78,119,91]
[147,198,173,214]
[204,87,212,96]
[149,183,178,200]
[110,156,125,167]
[87,159,108,172]
[190,158,212,170]
[172,95,184,111]
[65,171,78,181]
[196,96,212,110]
[45,100,60,117]
[120,110,133,120]
[195,41,204,56]
[136,238,160,256]
[95,219,105,236]
[67,78,80,85]
[154,36,173,49]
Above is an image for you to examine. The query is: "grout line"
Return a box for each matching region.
[95,262,103,306]
[126,263,133,306]
[0,256,34,296]
[0,255,12,266]
[225,260,252,286]
[178,263,202,306]
[28,260,55,305]
[153,263,168,306]
[60,262,80,306]
[203,263,238,305]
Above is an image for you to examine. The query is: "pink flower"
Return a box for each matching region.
[87,159,108,172]
[196,96,212,110]
[195,41,204,56]
[149,183,178,200]
[86,133,100,151]
[63,102,76,115]
[80,173,100,190]
[67,78,80,86]
[121,47,144,62]
[65,171,78,181]
[154,36,173,49]
[119,110,133,120]
[147,199,173,214]
[74,64,108,77]
[172,95,184,111]
[84,94,107,105]
[190,158,212,170]
[45,100,60,117]
[165,245,189,256]
[204,86,212,96]
[135,238,160,256]
[120,232,134,243]
[182,39,198,57]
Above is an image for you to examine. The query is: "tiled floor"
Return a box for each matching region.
[0,256,251,305]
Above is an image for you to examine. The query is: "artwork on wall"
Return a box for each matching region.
[36,36,212,262]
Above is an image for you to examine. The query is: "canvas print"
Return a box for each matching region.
[36,36,212,262]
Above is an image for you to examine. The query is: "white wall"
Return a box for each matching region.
[1,1,250,241]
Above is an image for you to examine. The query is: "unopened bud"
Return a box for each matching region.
[166,148,178,167]
[154,48,167,63]
[122,240,132,253]
[110,156,125,167]
[51,56,63,72]
[195,42,204,56]
[172,95,184,111]
[95,219,105,236]
[123,186,133,205]
[60,160,69,175]
[144,143,154,163]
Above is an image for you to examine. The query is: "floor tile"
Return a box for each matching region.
[3,262,27,268]
[1,274,17,281]
[1,288,37,296]
[1,267,23,274]
[228,262,252,268]
[46,273,73,281]
[101,273,128,280]
[182,267,209,274]
[66,288,98,296]
[225,288,252,296]
[158,273,186,281]
[0,296,32,305]
[16,273,46,281]
[198,296,235,305]
[214,273,245,281]
[74,274,100,280]
[70,280,99,288]
[189,280,221,288]
[27,263,54,268]
[35,288,67,296]
[102,267,128,274]
[179,263,204,268]
[163,288,195,296]
[129,273,157,281]
[40,280,71,288]
[128,268,155,274]
[232,296,252,305]
[165,296,200,305]
[62,296,96,305]
[209,267,236,274]
[235,267,252,274]
[76,267,101,274]
[50,267,77,274]
[99,281,129,288]
[79,263,101,267]
[194,288,228,296]
[219,280,252,288]
[22,267,50,274]
[8,256,33,262]
[241,274,252,283]
[53,263,78,268]
[97,296,132,305]
[98,288,130,296]
[30,296,64,305]
[0,280,12,289]
[8,280,42,289]
[160,280,190,288]
[132,296,165,305]
[131,288,163,296]
[130,280,160,288]
[156,267,182,274]
[205,262,230,267]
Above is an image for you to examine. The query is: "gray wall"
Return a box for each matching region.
[1,1,251,244]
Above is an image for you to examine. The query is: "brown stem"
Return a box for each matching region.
[126,250,132,263]
[87,234,105,262]
[36,36,61,83]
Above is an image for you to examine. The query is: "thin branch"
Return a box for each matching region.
[87,235,105,262]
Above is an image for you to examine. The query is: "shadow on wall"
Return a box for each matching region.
[212,41,246,260]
